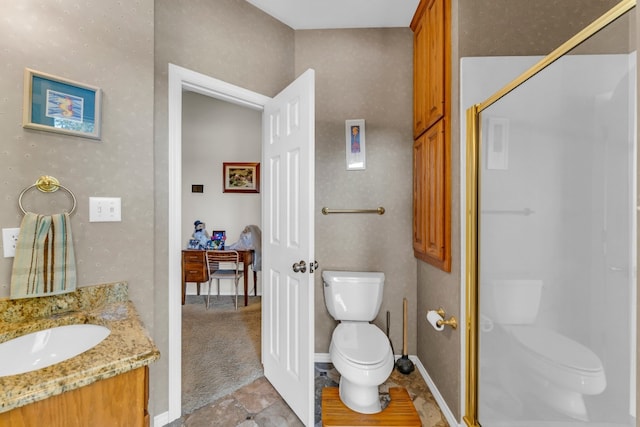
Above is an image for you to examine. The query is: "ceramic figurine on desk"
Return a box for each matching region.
[188,220,209,249]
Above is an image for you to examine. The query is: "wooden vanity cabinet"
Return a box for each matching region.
[411,0,451,272]
[0,366,149,427]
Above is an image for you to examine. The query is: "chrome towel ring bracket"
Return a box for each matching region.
[18,175,77,215]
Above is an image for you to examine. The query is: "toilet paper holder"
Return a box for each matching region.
[434,308,458,329]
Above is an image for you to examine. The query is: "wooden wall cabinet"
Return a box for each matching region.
[411,0,451,272]
[413,0,445,138]
[0,367,149,427]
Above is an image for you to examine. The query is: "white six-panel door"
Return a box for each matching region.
[262,69,315,426]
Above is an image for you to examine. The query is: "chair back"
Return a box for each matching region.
[205,250,242,278]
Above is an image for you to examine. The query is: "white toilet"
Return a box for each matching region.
[484,279,607,421]
[322,270,395,414]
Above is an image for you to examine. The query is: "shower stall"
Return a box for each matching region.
[463,2,637,426]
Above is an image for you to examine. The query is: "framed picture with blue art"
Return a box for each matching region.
[345,119,366,170]
[22,68,102,140]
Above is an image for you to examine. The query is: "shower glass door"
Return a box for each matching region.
[468,4,637,426]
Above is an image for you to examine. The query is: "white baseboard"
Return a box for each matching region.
[315,352,331,363]
[410,355,460,427]
[154,412,170,427]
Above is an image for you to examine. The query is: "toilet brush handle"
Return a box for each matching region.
[403,298,408,355]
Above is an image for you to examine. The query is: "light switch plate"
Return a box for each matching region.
[89,197,122,222]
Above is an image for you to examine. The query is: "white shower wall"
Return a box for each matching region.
[461,53,637,425]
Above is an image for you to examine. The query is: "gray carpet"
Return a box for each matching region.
[181,294,263,415]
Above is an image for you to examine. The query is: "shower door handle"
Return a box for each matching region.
[292,260,307,273]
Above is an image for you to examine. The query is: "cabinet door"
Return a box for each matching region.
[413,119,450,271]
[0,367,149,427]
[413,14,428,138]
[413,133,428,254]
[425,0,445,129]
[412,0,445,138]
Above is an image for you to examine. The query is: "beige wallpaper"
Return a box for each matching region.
[459,0,620,57]
[2,0,631,423]
[153,0,295,416]
[293,28,416,354]
[0,2,155,335]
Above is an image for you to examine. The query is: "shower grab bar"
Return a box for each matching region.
[481,208,534,216]
[321,207,385,215]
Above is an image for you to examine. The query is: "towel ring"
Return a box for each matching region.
[18,176,77,215]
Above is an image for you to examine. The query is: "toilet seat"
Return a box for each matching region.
[509,326,603,373]
[332,323,390,366]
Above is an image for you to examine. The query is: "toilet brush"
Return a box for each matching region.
[395,298,415,375]
[386,310,395,355]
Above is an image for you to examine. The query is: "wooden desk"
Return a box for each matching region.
[181,249,256,306]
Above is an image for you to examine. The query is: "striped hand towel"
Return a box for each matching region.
[10,212,77,299]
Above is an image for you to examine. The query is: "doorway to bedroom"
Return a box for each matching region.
[181,91,263,416]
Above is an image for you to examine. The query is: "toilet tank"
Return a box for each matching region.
[483,279,543,324]
[322,270,385,321]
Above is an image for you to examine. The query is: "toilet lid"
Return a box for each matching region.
[510,326,603,372]
[332,323,390,365]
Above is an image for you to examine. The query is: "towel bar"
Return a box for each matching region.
[321,207,385,215]
[18,175,77,215]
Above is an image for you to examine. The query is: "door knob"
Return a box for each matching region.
[292,260,307,273]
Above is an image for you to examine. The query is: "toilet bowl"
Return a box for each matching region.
[330,322,395,413]
[484,280,607,421]
[322,270,394,414]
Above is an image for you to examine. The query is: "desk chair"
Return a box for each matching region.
[205,250,244,310]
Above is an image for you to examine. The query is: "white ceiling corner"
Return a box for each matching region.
[245,0,420,30]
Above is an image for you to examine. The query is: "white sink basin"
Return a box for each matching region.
[0,324,110,377]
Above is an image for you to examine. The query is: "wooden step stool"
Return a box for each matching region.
[321,387,421,427]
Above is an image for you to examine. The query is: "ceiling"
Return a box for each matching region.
[245,0,421,30]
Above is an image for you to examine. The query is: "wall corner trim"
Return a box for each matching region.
[411,355,460,427]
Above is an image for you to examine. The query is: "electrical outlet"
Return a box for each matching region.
[2,228,21,258]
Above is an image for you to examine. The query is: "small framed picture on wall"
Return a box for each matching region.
[345,119,366,170]
[22,68,102,140]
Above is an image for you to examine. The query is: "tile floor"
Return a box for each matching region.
[169,362,449,427]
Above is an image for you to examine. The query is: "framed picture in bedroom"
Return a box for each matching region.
[223,162,260,193]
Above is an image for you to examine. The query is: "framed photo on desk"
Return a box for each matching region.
[210,230,225,250]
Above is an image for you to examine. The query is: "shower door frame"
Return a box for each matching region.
[463,1,637,425]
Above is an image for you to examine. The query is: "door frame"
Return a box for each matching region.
[167,64,271,422]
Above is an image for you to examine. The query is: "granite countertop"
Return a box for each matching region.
[0,282,160,414]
